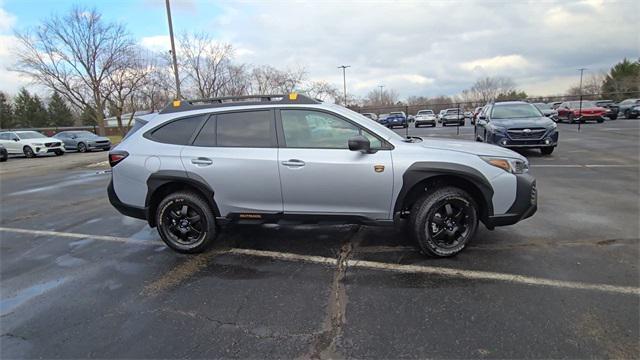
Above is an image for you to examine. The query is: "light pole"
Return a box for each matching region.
[378,85,385,104]
[577,67,587,132]
[338,65,350,106]
[165,0,181,100]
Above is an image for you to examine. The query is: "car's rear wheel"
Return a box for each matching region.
[77,142,87,153]
[409,186,479,257]
[540,147,555,155]
[156,191,217,253]
[23,146,35,158]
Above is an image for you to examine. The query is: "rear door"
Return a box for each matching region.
[277,109,394,220]
[181,109,283,216]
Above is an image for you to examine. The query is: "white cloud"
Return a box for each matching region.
[0,4,15,32]
[140,35,171,52]
[460,55,531,72]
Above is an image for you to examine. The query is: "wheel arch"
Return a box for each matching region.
[394,162,494,225]
[146,171,220,228]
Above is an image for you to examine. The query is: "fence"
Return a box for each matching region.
[0,125,127,137]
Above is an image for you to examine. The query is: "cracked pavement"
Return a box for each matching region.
[1,120,639,358]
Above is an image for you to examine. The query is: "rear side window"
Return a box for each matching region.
[124,119,148,140]
[147,115,206,145]
[215,110,275,147]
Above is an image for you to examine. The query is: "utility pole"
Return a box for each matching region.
[577,68,587,132]
[338,65,351,106]
[378,85,385,105]
[166,0,181,100]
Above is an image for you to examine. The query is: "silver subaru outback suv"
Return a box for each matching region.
[108,94,536,257]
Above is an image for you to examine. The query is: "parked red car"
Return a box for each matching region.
[557,101,606,123]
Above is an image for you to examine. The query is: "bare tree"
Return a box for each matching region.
[469,76,516,102]
[223,64,250,96]
[179,33,234,99]
[364,88,399,106]
[301,80,339,101]
[249,65,306,94]
[106,49,153,136]
[566,72,605,97]
[13,7,134,135]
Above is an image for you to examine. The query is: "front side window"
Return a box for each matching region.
[216,110,275,147]
[281,110,360,149]
[148,115,205,145]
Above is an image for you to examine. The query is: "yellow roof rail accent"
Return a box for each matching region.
[172,100,181,107]
[289,93,298,101]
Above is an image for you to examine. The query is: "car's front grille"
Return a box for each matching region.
[507,128,546,140]
[96,140,110,144]
[45,142,61,147]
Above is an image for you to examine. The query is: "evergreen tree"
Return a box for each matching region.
[79,105,97,126]
[48,92,74,127]
[30,95,49,127]
[0,92,14,129]
[602,58,640,101]
[13,88,32,128]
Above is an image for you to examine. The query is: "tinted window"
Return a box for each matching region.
[124,119,148,140]
[216,111,274,147]
[281,110,359,149]
[0,133,10,140]
[149,116,205,145]
[192,118,216,147]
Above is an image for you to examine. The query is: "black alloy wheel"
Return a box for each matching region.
[23,146,35,158]
[77,142,87,153]
[426,200,475,251]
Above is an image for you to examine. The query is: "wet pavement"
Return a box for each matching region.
[0,120,638,358]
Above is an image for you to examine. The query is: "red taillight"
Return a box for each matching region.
[109,151,129,167]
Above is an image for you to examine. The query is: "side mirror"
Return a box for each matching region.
[477,119,487,126]
[12,137,19,142]
[348,135,372,154]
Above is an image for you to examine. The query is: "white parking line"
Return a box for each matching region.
[0,226,638,296]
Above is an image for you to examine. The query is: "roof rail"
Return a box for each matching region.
[159,93,321,114]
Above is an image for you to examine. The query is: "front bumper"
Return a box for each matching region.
[485,173,537,228]
[34,145,65,154]
[490,129,559,148]
[88,142,112,150]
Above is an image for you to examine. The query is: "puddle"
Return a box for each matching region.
[6,172,106,197]
[0,278,67,316]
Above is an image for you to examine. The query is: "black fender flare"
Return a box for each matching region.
[146,170,220,227]
[394,162,494,219]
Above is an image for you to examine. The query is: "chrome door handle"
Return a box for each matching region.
[191,157,213,166]
[281,159,305,167]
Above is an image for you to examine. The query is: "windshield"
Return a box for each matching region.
[71,131,99,138]
[417,110,433,115]
[446,109,460,114]
[534,103,551,110]
[491,103,543,119]
[17,131,46,139]
[566,101,596,108]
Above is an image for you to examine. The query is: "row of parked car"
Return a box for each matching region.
[0,130,112,162]
[528,98,640,123]
[362,109,470,128]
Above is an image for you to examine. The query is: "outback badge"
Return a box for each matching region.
[374,165,385,173]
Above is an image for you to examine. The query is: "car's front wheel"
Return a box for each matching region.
[54,150,64,156]
[156,191,217,254]
[77,142,87,153]
[409,186,479,257]
[23,146,36,158]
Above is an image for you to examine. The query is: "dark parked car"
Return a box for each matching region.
[54,130,111,152]
[627,105,640,119]
[384,113,408,128]
[617,98,640,119]
[533,103,559,122]
[475,101,559,155]
[0,144,7,162]
[556,101,606,123]
[440,108,465,126]
[594,100,619,120]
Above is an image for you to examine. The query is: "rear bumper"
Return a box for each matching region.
[485,173,537,228]
[108,180,148,221]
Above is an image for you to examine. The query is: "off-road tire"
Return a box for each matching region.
[156,191,217,254]
[409,186,479,257]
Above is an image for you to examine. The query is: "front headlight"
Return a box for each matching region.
[481,156,528,174]
[32,143,44,146]
[490,125,508,133]
[549,122,557,129]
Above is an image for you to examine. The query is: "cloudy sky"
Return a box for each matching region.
[0,0,638,99]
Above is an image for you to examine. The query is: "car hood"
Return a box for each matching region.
[491,117,554,128]
[418,138,526,160]
[26,137,61,143]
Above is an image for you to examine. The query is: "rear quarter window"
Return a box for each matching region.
[146,115,207,145]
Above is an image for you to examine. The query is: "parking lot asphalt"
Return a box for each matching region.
[1,120,639,358]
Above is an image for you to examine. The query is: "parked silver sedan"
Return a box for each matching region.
[54,131,111,152]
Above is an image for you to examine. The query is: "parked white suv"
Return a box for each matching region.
[0,131,65,157]
[108,94,537,257]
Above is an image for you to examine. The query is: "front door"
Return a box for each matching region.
[277,109,394,220]
[181,109,283,216]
